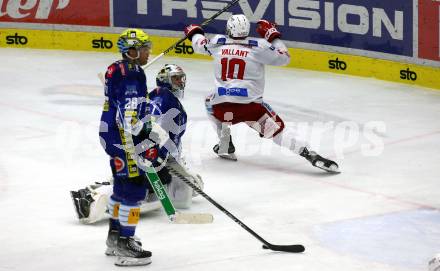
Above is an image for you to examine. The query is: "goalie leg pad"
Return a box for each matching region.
[166,159,204,192]
[70,182,114,224]
[167,176,193,209]
[85,193,109,224]
[115,256,152,267]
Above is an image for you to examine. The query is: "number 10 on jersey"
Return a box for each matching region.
[221,58,246,81]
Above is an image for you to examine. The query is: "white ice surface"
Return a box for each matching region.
[0,48,439,271]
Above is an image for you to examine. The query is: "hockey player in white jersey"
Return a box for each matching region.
[184,14,339,173]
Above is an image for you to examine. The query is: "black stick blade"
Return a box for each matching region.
[262,244,305,253]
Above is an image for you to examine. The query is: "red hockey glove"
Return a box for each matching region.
[256,20,281,43]
[184,24,205,41]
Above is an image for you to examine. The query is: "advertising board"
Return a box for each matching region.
[114,0,413,56]
[418,0,440,61]
[0,0,109,26]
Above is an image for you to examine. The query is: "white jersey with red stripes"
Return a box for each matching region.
[191,33,290,105]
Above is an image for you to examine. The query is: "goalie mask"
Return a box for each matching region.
[226,14,250,38]
[156,64,186,99]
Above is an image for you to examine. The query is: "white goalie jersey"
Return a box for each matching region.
[191,33,291,105]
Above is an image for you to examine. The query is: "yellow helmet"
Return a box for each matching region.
[117,28,151,54]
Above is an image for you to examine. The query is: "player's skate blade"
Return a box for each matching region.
[114,256,152,266]
[217,153,237,161]
[313,161,340,173]
[213,138,237,161]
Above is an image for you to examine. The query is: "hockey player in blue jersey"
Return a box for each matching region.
[99,28,154,266]
[72,62,203,265]
[140,64,205,212]
[147,64,187,164]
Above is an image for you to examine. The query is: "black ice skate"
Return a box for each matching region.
[300,147,340,173]
[70,188,94,219]
[105,221,143,257]
[114,236,152,266]
[213,135,237,161]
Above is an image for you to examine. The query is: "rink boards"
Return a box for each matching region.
[1,27,439,90]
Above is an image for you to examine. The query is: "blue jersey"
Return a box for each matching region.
[99,59,149,179]
[149,87,187,161]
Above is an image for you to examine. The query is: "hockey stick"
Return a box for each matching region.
[144,166,213,224]
[141,0,241,69]
[167,166,305,253]
[97,0,240,83]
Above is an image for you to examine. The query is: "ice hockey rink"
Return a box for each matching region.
[0,47,439,271]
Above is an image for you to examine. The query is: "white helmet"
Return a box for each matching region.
[226,14,250,38]
[156,64,186,99]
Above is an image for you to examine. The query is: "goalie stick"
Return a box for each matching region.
[167,163,305,253]
[144,166,213,224]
